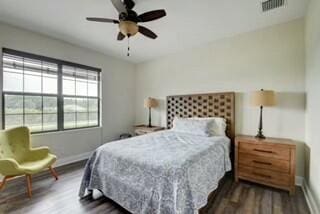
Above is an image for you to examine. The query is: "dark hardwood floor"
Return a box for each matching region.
[0,161,310,214]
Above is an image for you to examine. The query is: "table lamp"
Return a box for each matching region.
[250,89,276,139]
[144,97,158,127]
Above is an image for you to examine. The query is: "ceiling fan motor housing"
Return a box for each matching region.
[119,10,138,22]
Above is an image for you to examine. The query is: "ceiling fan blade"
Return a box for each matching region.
[111,0,127,14]
[138,26,157,39]
[138,9,166,22]
[86,17,119,24]
[117,32,126,40]
[123,0,135,9]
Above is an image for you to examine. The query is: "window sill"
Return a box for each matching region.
[31,126,102,136]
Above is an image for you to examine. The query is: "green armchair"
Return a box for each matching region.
[0,126,58,197]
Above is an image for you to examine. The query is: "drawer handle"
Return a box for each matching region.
[253,149,273,154]
[253,172,272,179]
[253,160,272,165]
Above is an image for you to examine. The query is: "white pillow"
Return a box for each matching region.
[187,117,227,136]
[172,117,213,137]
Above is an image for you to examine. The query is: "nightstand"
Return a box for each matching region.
[235,135,296,195]
[134,125,165,136]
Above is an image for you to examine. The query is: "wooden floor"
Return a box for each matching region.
[0,161,310,214]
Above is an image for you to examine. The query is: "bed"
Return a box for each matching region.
[79,92,235,214]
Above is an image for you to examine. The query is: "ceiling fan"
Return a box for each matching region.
[86,0,166,55]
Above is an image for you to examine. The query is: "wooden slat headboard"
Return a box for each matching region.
[166,92,235,140]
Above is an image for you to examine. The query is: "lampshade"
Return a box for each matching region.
[144,97,158,108]
[250,90,276,107]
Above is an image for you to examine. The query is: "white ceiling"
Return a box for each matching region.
[0,0,309,63]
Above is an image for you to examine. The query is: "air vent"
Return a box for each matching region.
[262,0,285,12]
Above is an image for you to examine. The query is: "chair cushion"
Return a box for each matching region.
[18,154,57,174]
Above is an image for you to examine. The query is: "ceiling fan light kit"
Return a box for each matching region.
[86,0,167,56]
[119,21,138,37]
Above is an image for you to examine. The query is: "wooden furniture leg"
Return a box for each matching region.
[49,166,59,180]
[0,176,8,190]
[26,175,32,198]
[289,187,296,196]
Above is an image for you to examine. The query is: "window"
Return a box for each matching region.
[62,66,99,129]
[2,48,101,133]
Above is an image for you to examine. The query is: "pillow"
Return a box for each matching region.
[187,117,227,136]
[172,117,213,137]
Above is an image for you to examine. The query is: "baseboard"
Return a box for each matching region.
[55,151,92,167]
[302,180,320,214]
[296,176,320,214]
[295,176,304,186]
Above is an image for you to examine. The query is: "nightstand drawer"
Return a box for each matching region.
[239,153,290,173]
[239,142,290,161]
[238,165,291,187]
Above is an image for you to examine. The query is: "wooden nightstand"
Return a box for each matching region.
[235,135,296,195]
[134,125,165,136]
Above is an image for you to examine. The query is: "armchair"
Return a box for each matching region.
[0,127,58,197]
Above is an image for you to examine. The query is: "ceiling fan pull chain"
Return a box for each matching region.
[127,36,130,56]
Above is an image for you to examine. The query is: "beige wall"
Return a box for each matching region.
[135,19,306,177]
[305,0,320,210]
[0,22,136,164]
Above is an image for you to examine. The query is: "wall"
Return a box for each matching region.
[0,22,136,165]
[305,0,320,212]
[135,19,306,177]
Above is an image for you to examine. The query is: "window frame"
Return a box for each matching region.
[1,48,101,134]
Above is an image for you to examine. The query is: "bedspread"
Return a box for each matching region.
[79,130,231,214]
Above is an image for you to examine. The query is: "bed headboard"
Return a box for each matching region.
[166,92,235,140]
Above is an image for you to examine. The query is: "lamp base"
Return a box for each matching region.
[256,105,266,139]
[255,132,266,139]
[148,107,152,128]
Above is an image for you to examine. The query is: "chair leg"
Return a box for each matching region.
[26,175,32,198]
[49,166,59,180]
[0,176,8,190]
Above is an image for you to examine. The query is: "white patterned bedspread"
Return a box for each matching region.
[79,130,231,214]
